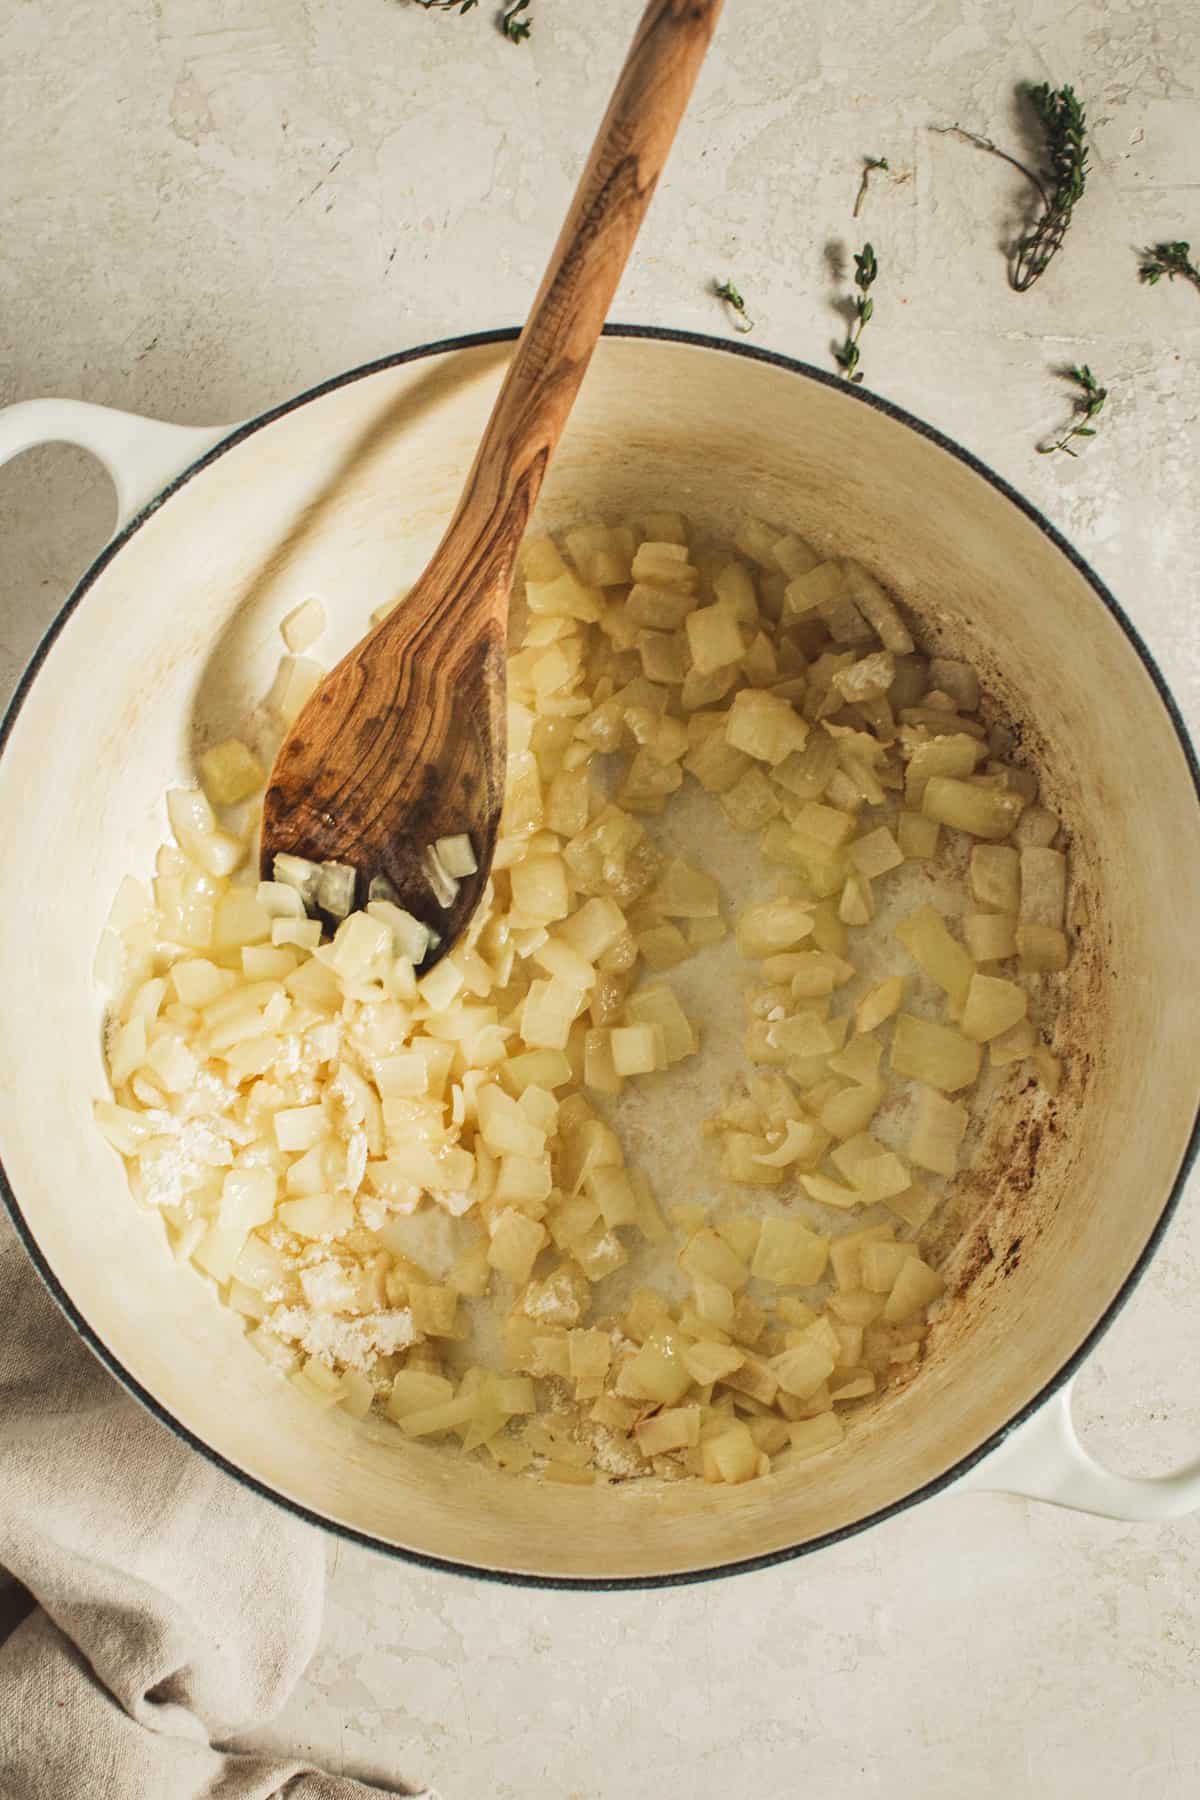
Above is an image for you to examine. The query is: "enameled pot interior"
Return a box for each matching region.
[1,334,1197,1583]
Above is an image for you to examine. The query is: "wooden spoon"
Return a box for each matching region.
[260,0,724,963]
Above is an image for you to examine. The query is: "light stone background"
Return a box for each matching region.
[3,2,1199,1796]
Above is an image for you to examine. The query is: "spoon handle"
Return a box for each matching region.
[431,0,725,600]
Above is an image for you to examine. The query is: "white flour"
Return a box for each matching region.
[264,1304,417,1372]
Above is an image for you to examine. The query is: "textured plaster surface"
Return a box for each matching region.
[2,2,1199,1796]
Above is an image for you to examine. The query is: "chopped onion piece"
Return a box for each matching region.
[423,845,459,910]
[435,834,477,878]
[256,880,307,920]
[366,899,431,964]
[165,787,243,878]
[895,906,973,1010]
[788,1412,845,1459]
[969,845,1020,913]
[750,1118,823,1168]
[273,853,322,907]
[281,597,327,654]
[1019,847,1067,929]
[1016,924,1069,973]
[961,972,1027,1043]
[267,655,323,728]
[891,1014,981,1092]
[317,860,357,920]
[856,975,905,1034]
[897,811,939,861]
[922,776,1025,840]
[199,738,265,807]
[883,1256,945,1323]
[964,911,1017,963]
[909,1087,968,1176]
[850,826,902,879]
[368,873,400,905]
[990,1016,1037,1066]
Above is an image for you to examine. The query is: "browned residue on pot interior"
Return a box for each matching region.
[891,613,1112,1380]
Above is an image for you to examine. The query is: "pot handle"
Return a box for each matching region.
[959,1380,1200,1520]
[0,398,232,530]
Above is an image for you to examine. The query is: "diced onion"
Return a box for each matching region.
[281,598,327,654]
[434,834,477,878]
[317,860,357,920]
[93,506,1070,1493]
[423,845,459,910]
[273,853,322,907]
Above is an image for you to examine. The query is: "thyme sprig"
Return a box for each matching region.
[833,243,878,384]
[1014,84,1089,289]
[1139,241,1200,292]
[713,279,754,333]
[1037,364,1107,458]
[853,157,889,219]
[412,0,531,39]
[931,83,1090,290]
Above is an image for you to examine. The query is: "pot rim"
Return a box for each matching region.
[2,322,1198,1589]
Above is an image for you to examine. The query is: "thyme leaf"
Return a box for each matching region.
[1139,241,1200,292]
[713,279,754,333]
[833,243,878,385]
[1037,363,1107,458]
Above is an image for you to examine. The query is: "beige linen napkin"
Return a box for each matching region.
[0,1214,436,1800]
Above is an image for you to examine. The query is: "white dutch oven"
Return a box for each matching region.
[1,329,1198,1587]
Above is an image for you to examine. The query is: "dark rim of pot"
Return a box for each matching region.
[2,324,1198,1590]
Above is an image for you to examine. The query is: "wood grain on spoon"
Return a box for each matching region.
[261,0,725,961]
